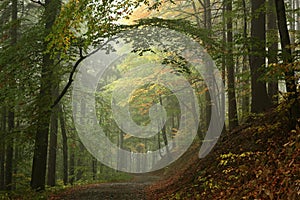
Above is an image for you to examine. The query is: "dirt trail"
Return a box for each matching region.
[52,175,161,200]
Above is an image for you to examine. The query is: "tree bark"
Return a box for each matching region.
[226,0,238,130]
[241,0,250,120]
[250,0,270,113]
[59,104,68,185]
[5,0,18,190]
[204,0,212,130]
[0,5,9,190]
[221,3,227,130]
[267,0,278,105]
[0,107,6,190]
[47,84,59,187]
[5,110,14,191]
[69,146,75,185]
[92,158,97,181]
[159,95,170,155]
[275,0,300,127]
[31,0,60,191]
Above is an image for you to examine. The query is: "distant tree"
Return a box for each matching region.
[59,104,68,185]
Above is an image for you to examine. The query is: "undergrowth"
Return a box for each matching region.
[147,104,300,200]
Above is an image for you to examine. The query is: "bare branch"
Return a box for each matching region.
[51,37,119,108]
[30,0,45,7]
[51,52,86,109]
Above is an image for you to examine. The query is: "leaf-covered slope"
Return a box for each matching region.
[146,105,300,199]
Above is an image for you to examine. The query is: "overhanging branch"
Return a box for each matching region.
[31,0,45,7]
[51,50,86,108]
[51,37,118,108]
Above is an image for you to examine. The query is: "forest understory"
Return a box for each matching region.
[11,102,297,200]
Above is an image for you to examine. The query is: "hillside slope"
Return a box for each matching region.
[146,105,300,199]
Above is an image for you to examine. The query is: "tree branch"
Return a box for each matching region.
[31,0,45,7]
[51,37,118,108]
[51,52,86,109]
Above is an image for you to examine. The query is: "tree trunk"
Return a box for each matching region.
[5,110,14,191]
[92,158,97,181]
[76,142,84,181]
[0,6,9,190]
[221,3,226,130]
[289,0,295,45]
[159,95,170,155]
[117,131,124,171]
[69,146,75,185]
[275,0,300,127]
[267,0,278,105]
[31,0,60,191]
[241,0,250,120]
[59,104,68,185]
[297,0,300,33]
[204,0,212,130]
[250,0,270,113]
[47,84,59,187]
[0,107,6,190]
[226,0,238,130]
[13,121,20,190]
[5,0,18,190]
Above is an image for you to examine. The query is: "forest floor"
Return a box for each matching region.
[48,104,300,200]
[48,174,161,200]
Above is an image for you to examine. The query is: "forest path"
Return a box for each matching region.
[50,175,161,200]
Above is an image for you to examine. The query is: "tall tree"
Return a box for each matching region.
[203,0,213,131]
[59,104,68,185]
[275,0,300,127]
[226,0,238,129]
[0,1,10,191]
[241,0,250,120]
[5,0,18,190]
[31,0,61,190]
[250,0,270,113]
[267,0,278,105]
[47,84,59,186]
[0,108,6,190]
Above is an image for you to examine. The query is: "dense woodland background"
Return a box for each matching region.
[0,0,299,199]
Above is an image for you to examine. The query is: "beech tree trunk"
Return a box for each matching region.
[69,146,75,185]
[5,0,18,190]
[31,0,60,191]
[241,0,250,120]
[275,0,300,127]
[47,84,59,187]
[204,0,212,130]
[5,111,14,191]
[226,0,238,130]
[0,107,6,190]
[59,104,68,185]
[267,0,278,105]
[250,0,270,113]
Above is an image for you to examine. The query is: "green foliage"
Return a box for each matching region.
[46,0,146,59]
